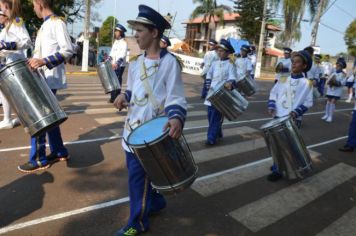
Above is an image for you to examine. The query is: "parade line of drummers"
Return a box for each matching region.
[0,0,355,235]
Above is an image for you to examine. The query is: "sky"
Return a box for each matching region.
[69,0,356,55]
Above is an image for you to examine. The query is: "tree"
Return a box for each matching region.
[271,0,329,46]
[234,0,274,45]
[345,20,356,57]
[99,16,118,47]
[190,0,232,51]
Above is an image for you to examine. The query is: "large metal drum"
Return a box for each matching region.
[236,75,256,96]
[0,59,67,137]
[97,60,120,94]
[127,116,198,194]
[207,80,248,121]
[260,116,313,179]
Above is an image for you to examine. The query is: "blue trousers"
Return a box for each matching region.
[110,66,125,102]
[347,111,356,147]
[125,151,166,232]
[318,78,326,96]
[201,75,208,99]
[29,90,68,165]
[207,106,223,143]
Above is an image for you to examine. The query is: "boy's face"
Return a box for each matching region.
[240,49,247,57]
[32,0,42,18]
[134,23,158,50]
[0,2,9,17]
[335,63,342,70]
[114,30,121,39]
[159,40,167,49]
[291,55,306,74]
[217,47,229,59]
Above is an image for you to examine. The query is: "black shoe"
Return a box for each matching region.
[339,145,354,152]
[108,99,114,104]
[267,172,283,182]
[115,226,143,236]
[47,153,70,164]
[18,161,50,173]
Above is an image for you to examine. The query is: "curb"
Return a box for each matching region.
[66,72,97,75]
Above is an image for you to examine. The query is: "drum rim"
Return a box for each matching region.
[127,116,170,147]
[260,116,291,130]
[0,59,27,74]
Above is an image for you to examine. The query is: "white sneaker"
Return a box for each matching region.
[11,118,20,127]
[321,114,329,120]
[346,98,352,103]
[326,117,333,123]
[0,120,14,129]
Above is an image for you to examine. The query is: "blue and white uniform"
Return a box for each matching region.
[275,57,292,82]
[201,49,218,98]
[204,58,236,144]
[235,56,252,80]
[326,70,347,99]
[121,49,187,231]
[0,17,31,129]
[29,15,73,166]
[268,74,313,123]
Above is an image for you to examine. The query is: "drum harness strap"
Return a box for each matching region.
[139,56,164,116]
[287,77,293,114]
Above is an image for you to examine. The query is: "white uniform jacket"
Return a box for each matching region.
[326,71,347,98]
[34,15,74,90]
[248,53,256,76]
[275,57,292,82]
[109,38,128,67]
[201,50,218,76]
[204,59,237,106]
[308,62,323,82]
[321,61,334,77]
[0,17,32,63]
[235,56,252,80]
[268,74,313,118]
[122,49,187,152]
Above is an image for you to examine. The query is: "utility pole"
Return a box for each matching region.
[311,0,325,46]
[82,0,90,72]
[254,0,267,79]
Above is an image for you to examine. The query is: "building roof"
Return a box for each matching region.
[184,13,240,24]
[184,13,281,31]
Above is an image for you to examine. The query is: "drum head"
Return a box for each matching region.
[127,116,169,145]
[260,116,290,130]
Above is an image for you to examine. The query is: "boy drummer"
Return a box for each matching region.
[267,50,313,181]
[204,39,236,146]
[113,5,187,236]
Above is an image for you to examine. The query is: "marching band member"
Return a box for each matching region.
[0,1,31,129]
[235,44,252,80]
[339,100,356,152]
[113,5,187,235]
[204,39,236,146]
[308,54,323,98]
[345,68,355,103]
[108,23,128,103]
[248,45,256,79]
[321,60,347,123]
[320,54,333,96]
[267,50,313,181]
[274,47,292,83]
[18,0,73,172]
[201,39,218,99]
[160,35,171,49]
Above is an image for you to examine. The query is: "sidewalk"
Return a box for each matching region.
[65,64,97,75]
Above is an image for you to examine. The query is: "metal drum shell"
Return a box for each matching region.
[96,60,121,94]
[127,119,198,194]
[260,116,313,179]
[236,76,256,96]
[0,59,67,137]
[207,81,248,121]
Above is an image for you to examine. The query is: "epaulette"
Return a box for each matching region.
[129,54,141,62]
[50,15,65,22]
[228,54,236,64]
[170,53,183,70]
[279,76,288,83]
[13,17,24,26]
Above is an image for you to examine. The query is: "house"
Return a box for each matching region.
[183,12,283,61]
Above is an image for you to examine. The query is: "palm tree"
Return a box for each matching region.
[271,0,329,46]
[190,0,232,51]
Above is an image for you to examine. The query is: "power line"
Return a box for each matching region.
[319,21,344,35]
[334,3,356,19]
[321,0,338,17]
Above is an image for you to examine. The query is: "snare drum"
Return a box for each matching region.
[236,75,256,96]
[260,116,312,179]
[207,80,248,121]
[127,116,198,194]
[97,60,121,93]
